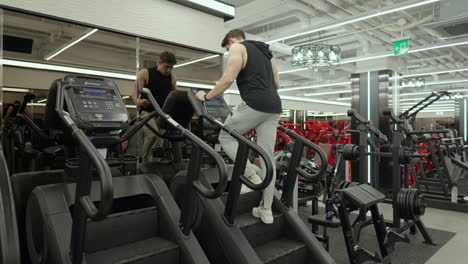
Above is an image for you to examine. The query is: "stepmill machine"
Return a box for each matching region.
[22,75,231,264]
[168,88,335,264]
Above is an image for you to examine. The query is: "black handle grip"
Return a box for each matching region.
[15,114,56,143]
[184,132,228,198]
[140,88,228,199]
[120,111,158,142]
[278,126,328,180]
[382,108,403,124]
[347,109,368,124]
[71,128,113,220]
[144,123,185,141]
[56,83,113,220]
[202,114,274,191]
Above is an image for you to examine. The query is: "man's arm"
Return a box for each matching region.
[271,60,280,89]
[132,69,149,106]
[205,44,244,99]
[171,72,178,90]
[3,107,13,121]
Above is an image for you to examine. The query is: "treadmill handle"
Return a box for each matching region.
[140,88,228,199]
[202,114,274,191]
[278,126,328,180]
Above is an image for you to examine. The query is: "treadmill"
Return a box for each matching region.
[168,88,336,264]
[24,75,228,264]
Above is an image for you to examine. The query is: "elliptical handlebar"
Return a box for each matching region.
[55,83,113,221]
[140,88,228,199]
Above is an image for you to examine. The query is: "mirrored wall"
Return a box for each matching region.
[1,8,222,129]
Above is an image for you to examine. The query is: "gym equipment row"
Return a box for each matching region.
[1,75,336,264]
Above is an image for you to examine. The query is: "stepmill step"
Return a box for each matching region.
[86,237,179,264]
[85,207,158,253]
[221,191,262,215]
[238,211,284,248]
[255,238,307,264]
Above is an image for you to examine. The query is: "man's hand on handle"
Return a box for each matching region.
[138,98,152,108]
[195,91,207,102]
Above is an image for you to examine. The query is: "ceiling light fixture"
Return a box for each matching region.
[279,81,349,93]
[304,90,349,96]
[400,77,426,89]
[2,87,31,93]
[174,54,220,68]
[168,0,235,18]
[403,67,468,78]
[280,38,468,75]
[1,59,215,89]
[336,97,352,101]
[291,44,341,67]
[45,28,99,60]
[224,90,351,106]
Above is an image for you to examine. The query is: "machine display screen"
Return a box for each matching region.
[74,87,117,100]
[205,100,223,106]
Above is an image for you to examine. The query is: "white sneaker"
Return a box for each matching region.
[240,174,262,194]
[252,206,274,224]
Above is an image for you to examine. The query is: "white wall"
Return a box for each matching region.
[0,0,225,52]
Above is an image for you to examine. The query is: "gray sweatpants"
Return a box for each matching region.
[141,110,164,162]
[218,101,280,209]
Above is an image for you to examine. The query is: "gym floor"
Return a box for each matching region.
[299,201,466,263]
[312,202,467,263]
[402,204,468,263]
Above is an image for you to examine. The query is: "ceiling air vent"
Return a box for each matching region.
[421,0,468,39]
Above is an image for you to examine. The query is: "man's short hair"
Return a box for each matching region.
[221,29,246,47]
[159,51,177,65]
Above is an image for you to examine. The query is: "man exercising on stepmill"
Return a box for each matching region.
[195,29,282,224]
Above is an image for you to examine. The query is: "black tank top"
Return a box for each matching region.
[236,41,282,114]
[141,67,172,112]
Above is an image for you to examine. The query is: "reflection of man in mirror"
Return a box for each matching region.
[132,51,178,162]
[3,100,32,122]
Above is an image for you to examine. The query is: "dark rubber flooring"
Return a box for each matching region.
[298,206,455,264]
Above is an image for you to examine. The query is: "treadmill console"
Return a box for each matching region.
[62,75,129,130]
[188,88,231,121]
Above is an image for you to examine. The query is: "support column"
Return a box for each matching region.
[455,99,468,141]
[350,70,393,185]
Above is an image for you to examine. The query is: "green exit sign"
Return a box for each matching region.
[394,39,410,56]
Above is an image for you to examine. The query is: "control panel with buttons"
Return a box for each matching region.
[189,88,231,122]
[65,84,128,129]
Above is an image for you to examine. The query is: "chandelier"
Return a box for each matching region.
[291,44,341,67]
[401,77,425,89]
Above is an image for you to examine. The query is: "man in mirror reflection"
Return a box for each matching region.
[132,51,178,162]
